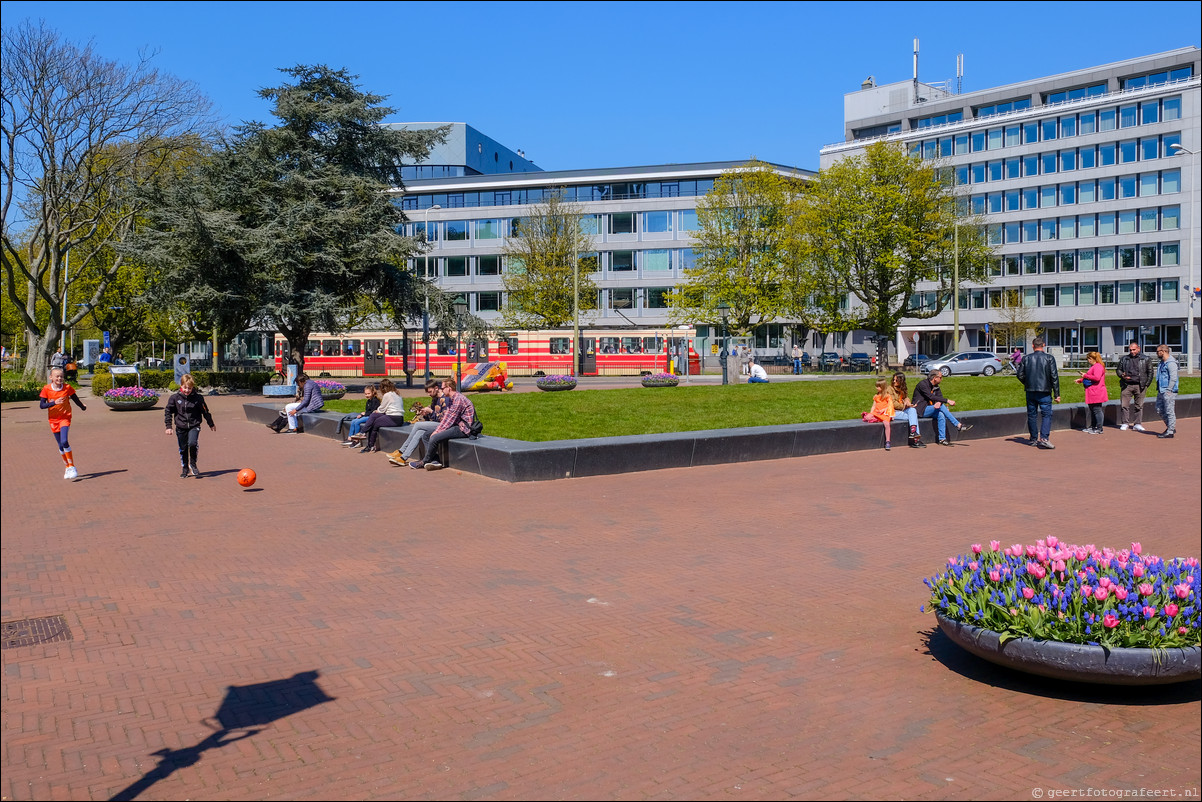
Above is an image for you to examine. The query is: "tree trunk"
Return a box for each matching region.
[24,329,61,383]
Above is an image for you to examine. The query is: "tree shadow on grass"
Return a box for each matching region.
[920,626,1200,705]
[108,670,335,801]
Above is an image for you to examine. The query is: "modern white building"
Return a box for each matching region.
[820,47,1201,368]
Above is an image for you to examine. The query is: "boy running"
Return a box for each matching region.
[164,373,216,477]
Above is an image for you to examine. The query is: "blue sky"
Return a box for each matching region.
[3,1,1199,172]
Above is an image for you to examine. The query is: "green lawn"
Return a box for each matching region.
[321,374,1200,442]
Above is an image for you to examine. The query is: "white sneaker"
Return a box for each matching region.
[64,466,77,479]
[1133,424,1146,432]
[1119,424,1129,431]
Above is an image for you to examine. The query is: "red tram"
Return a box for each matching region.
[273,328,702,378]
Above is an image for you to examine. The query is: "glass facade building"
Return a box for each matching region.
[821,48,1200,365]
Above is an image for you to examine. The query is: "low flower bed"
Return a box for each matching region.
[535,375,577,391]
[103,386,161,409]
[313,379,346,400]
[641,372,679,388]
[924,539,1199,649]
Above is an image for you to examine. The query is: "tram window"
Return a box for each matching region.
[643,337,662,352]
[620,337,643,353]
[307,340,322,356]
[436,337,455,355]
[343,340,361,356]
[599,337,620,354]
[549,337,570,355]
[466,340,488,361]
[499,336,518,355]
[319,339,337,356]
[387,339,404,355]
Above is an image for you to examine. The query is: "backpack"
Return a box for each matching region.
[468,417,484,438]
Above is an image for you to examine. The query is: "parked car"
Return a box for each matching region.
[919,352,1004,376]
[903,353,930,368]
[847,352,873,371]
[817,352,843,370]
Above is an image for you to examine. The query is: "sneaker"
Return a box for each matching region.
[424,460,444,471]
[64,466,77,480]
[1037,439,1056,449]
[938,440,952,447]
[387,450,407,466]
[1157,431,1175,439]
[1119,424,1130,431]
[180,467,189,478]
[339,440,354,447]
[1132,424,1146,432]
[189,465,201,478]
[958,422,974,432]
[409,461,424,470]
[884,442,891,451]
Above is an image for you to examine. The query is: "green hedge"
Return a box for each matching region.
[90,370,272,394]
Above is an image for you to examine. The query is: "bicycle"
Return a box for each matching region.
[999,358,1017,376]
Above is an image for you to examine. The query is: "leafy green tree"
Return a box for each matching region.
[1,20,215,380]
[500,193,598,329]
[668,160,807,336]
[126,65,446,372]
[798,141,994,359]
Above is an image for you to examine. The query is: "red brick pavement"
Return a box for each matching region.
[2,392,1199,801]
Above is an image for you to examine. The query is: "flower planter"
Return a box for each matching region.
[104,398,159,411]
[320,391,346,401]
[536,378,577,392]
[641,379,679,388]
[936,612,1201,686]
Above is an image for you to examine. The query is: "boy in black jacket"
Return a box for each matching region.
[164,373,216,477]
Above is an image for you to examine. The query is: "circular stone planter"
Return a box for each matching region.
[535,379,577,392]
[936,612,1202,686]
[103,398,159,411]
[320,392,346,401]
[641,379,679,388]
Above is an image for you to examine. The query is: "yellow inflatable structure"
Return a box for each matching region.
[454,361,514,392]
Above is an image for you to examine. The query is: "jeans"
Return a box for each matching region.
[400,420,439,460]
[1120,383,1146,425]
[921,404,961,441]
[426,426,467,464]
[748,376,769,384]
[346,416,368,439]
[1025,392,1053,442]
[1156,391,1177,433]
[175,426,200,466]
[793,358,802,375]
[897,407,919,429]
[1088,403,1104,431]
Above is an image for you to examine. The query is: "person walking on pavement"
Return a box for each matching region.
[1154,344,1179,439]
[1016,336,1060,449]
[1115,341,1154,431]
[164,373,216,478]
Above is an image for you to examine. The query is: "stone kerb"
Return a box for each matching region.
[245,395,1199,483]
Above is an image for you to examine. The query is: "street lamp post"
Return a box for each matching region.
[1075,317,1084,365]
[453,295,468,391]
[422,204,441,380]
[718,302,730,386]
[1170,143,1198,373]
[953,221,959,350]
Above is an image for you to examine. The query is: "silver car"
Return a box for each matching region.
[919,351,1004,377]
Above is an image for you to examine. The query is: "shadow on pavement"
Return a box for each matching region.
[73,469,129,482]
[920,627,1201,705]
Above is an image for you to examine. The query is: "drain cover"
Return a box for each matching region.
[2,615,73,649]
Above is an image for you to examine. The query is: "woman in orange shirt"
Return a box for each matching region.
[39,366,87,479]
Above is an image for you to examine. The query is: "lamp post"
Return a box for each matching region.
[718,302,730,385]
[1170,143,1198,373]
[572,226,579,376]
[953,221,960,350]
[422,203,441,380]
[453,295,467,391]
[1075,317,1084,365]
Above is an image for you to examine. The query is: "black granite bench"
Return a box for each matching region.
[244,395,1198,483]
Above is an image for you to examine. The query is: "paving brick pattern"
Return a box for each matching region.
[2,392,1199,801]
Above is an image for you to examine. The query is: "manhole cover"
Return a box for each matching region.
[2,615,73,649]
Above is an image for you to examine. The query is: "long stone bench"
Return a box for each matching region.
[244,395,1199,483]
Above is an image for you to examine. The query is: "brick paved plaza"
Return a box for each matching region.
[2,392,1199,801]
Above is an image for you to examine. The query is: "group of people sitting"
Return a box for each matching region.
[337,377,477,471]
[864,371,973,450]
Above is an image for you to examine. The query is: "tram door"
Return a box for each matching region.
[578,337,597,376]
[364,339,386,376]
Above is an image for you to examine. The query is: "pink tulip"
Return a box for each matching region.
[1139,583,1154,597]
[1081,585,1092,598]
[1022,587,1035,600]
[1074,547,1089,561]
[972,544,982,554]
[1102,613,1120,629]
[990,540,1001,552]
[1179,627,1188,635]
[1131,542,1142,556]
[1164,603,1179,617]
[1174,583,1190,599]
[1094,587,1109,602]
[1132,564,1145,579]
[1047,535,1059,547]
[1142,606,1157,618]
[1098,577,1111,589]
[1113,586,1128,601]
[1011,543,1024,557]
[989,570,1002,582]
[968,561,978,571]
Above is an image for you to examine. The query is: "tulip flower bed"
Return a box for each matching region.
[924,539,1200,650]
[313,379,346,399]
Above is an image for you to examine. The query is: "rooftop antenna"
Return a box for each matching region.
[956,53,964,94]
[913,38,920,103]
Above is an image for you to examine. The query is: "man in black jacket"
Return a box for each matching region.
[1115,341,1154,431]
[1016,336,1060,449]
[912,370,973,446]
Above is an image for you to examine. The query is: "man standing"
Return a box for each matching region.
[1016,336,1061,449]
[792,343,803,375]
[912,370,972,446]
[50,347,67,372]
[1115,341,1153,431]
[1154,344,1179,439]
[98,347,113,366]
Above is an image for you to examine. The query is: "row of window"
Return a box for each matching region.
[991,243,1181,274]
[411,248,701,278]
[410,210,702,242]
[989,209,1181,245]
[970,169,1181,214]
[913,94,1184,158]
[464,288,678,314]
[400,179,718,211]
[956,133,1184,185]
[911,278,1181,312]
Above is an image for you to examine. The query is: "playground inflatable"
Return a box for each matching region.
[455,361,514,392]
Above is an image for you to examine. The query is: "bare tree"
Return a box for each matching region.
[2,20,215,380]
[992,289,1042,351]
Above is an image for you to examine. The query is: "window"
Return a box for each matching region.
[1041,219,1057,241]
[1118,281,1136,303]
[1117,210,1137,234]
[1023,187,1039,210]
[1163,97,1182,121]
[971,195,985,214]
[1060,251,1075,272]
[1042,253,1058,273]
[1078,283,1095,305]
[1060,285,1076,306]
[1004,222,1021,244]
[1119,247,1136,268]
[1060,184,1076,205]
[1041,186,1057,208]
[1042,286,1057,306]
[1162,206,1180,230]
[678,248,696,270]
[477,291,501,312]
[1162,280,1179,302]
[444,220,469,241]
[646,287,670,309]
[1119,105,1138,128]
[1098,212,1115,236]
[1042,152,1057,175]
[1119,140,1137,164]
[609,250,635,271]
[549,337,570,355]
[1005,190,1020,211]
[1023,121,1039,144]
[1098,247,1115,270]
[1079,214,1095,238]
[679,210,699,231]
[1140,208,1158,233]
[477,255,501,276]
[642,249,671,271]
[608,212,637,234]
[1078,249,1095,271]
[1080,111,1096,135]
[1140,173,1159,197]
[1100,142,1116,166]
[1099,283,1116,304]
[988,161,1003,181]
[971,131,986,152]
[1060,150,1076,172]
[1100,177,1118,201]
[1162,169,1181,194]
[988,128,1004,150]
[1099,108,1116,131]
[579,214,601,235]
[1023,254,1039,274]
[1060,216,1076,239]
[1141,137,1160,161]
[1023,221,1039,242]
[609,288,633,309]
[972,163,986,184]
[476,219,501,239]
[1005,126,1021,147]
[1060,116,1076,138]
[1024,287,1038,308]
[643,211,671,233]
[1079,146,1096,170]
[1023,154,1040,177]
[1118,175,1137,198]
[1140,245,1157,267]
[1005,256,1020,275]
[619,336,644,353]
[955,165,970,186]
[1042,119,1057,141]
[987,194,1003,213]
[1163,243,1180,266]
[1078,180,1096,204]
[443,256,468,277]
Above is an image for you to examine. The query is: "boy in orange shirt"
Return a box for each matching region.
[39,366,87,479]
[865,377,896,451]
